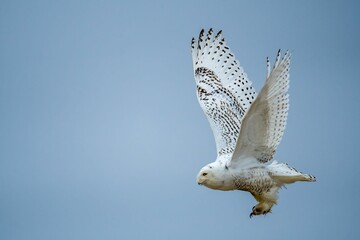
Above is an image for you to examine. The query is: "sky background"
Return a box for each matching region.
[1,0,359,239]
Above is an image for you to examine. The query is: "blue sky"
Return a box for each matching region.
[1,0,359,239]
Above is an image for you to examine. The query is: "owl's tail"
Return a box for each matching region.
[268,160,316,184]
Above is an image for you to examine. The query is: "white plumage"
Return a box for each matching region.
[192,29,315,217]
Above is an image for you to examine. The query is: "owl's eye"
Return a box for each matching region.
[202,173,208,176]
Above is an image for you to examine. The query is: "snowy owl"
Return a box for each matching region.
[191,29,315,217]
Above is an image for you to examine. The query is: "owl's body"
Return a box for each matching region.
[196,156,314,217]
[192,29,315,217]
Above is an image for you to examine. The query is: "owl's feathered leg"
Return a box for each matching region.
[249,187,278,218]
[249,202,274,218]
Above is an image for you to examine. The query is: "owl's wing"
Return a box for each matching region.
[230,50,290,167]
[192,29,257,157]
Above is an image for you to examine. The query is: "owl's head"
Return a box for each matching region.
[196,162,228,190]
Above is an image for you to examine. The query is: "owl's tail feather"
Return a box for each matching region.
[268,160,316,184]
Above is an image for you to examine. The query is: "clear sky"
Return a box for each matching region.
[1,0,359,239]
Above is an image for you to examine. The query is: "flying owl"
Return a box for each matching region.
[191,29,315,217]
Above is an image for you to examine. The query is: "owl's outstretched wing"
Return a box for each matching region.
[191,29,257,157]
[230,50,290,167]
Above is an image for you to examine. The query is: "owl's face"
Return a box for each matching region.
[196,162,226,190]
